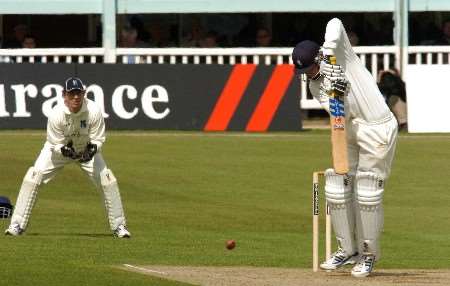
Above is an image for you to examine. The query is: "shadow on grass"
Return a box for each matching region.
[26,232,111,238]
[371,271,427,278]
[329,270,429,278]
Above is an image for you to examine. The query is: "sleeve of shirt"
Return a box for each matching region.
[309,80,331,114]
[322,18,345,56]
[46,114,65,155]
[89,109,105,151]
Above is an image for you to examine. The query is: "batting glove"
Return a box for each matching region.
[320,61,346,81]
[320,62,349,96]
[320,77,348,97]
[331,78,349,95]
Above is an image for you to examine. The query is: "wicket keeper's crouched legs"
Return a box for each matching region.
[5,148,130,238]
[80,153,129,237]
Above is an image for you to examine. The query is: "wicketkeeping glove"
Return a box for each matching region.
[78,142,97,163]
[61,141,79,159]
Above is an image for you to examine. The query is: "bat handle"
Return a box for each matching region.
[327,56,337,97]
[329,56,337,65]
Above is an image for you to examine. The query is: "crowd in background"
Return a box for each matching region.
[116,15,278,49]
[0,24,36,49]
[2,12,450,49]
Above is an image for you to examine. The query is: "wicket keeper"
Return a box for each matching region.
[292,18,398,277]
[5,77,131,238]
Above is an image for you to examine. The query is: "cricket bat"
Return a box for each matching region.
[328,56,349,174]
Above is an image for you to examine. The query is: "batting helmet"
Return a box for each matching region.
[0,196,13,219]
[292,40,320,74]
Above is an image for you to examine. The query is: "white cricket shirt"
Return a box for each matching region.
[45,98,105,154]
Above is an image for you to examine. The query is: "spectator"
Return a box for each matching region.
[419,21,443,45]
[119,26,136,48]
[22,34,36,48]
[147,23,174,47]
[4,24,29,48]
[255,28,272,47]
[378,69,408,130]
[434,19,450,45]
[128,15,150,42]
[181,20,205,47]
[21,34,40,63]
[119,25,148,63]
[119,25,148,48]
[200,31,219,48]
[348,31,360,46]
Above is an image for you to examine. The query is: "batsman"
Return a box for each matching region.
[292,18,398,277]
[5,77,131,238]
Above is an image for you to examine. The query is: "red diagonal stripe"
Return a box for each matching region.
[204,64,256,131]
[245,64,294,132]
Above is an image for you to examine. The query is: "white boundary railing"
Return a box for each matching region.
[0,48,105,63]
[408,46,450,65]
[116,47,294,65]
[1,46,450,109]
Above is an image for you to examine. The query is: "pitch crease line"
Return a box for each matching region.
[123,264,167,275]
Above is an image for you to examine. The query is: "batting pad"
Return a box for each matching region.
[100,169,126,230]
[355,171,384,258]
[324,168,356,255]
[11,167,43,230]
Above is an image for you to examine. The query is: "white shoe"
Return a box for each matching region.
[351,254,375,277]
[5,224,23,236]
[320,248,358,270]
[114,225,131,238]
[345,253,360,265]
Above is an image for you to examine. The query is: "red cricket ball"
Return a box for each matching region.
[226,239,236,250]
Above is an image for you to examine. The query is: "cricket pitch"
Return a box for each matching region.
[120,264,450,286]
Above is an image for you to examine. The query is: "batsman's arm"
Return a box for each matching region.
[322,18,345,56]
[309,81,331,113]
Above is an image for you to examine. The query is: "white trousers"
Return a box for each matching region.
[35,146,107,187]
[347,114,398,179]
[10,145,127,231]
[328,114,398,259]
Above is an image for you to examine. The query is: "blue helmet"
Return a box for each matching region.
[292,40,321,74]
[0,196,13,219]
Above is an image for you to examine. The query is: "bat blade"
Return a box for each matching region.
[328,56,349,174]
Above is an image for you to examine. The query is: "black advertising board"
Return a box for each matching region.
[0,64,302,131]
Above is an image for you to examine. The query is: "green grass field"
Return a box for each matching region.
[0,130,449,285]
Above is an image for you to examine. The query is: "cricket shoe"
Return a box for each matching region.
[320,248,358,270]
[351,254,376,277]
[114,225,131,238]
[5,224,24,236]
